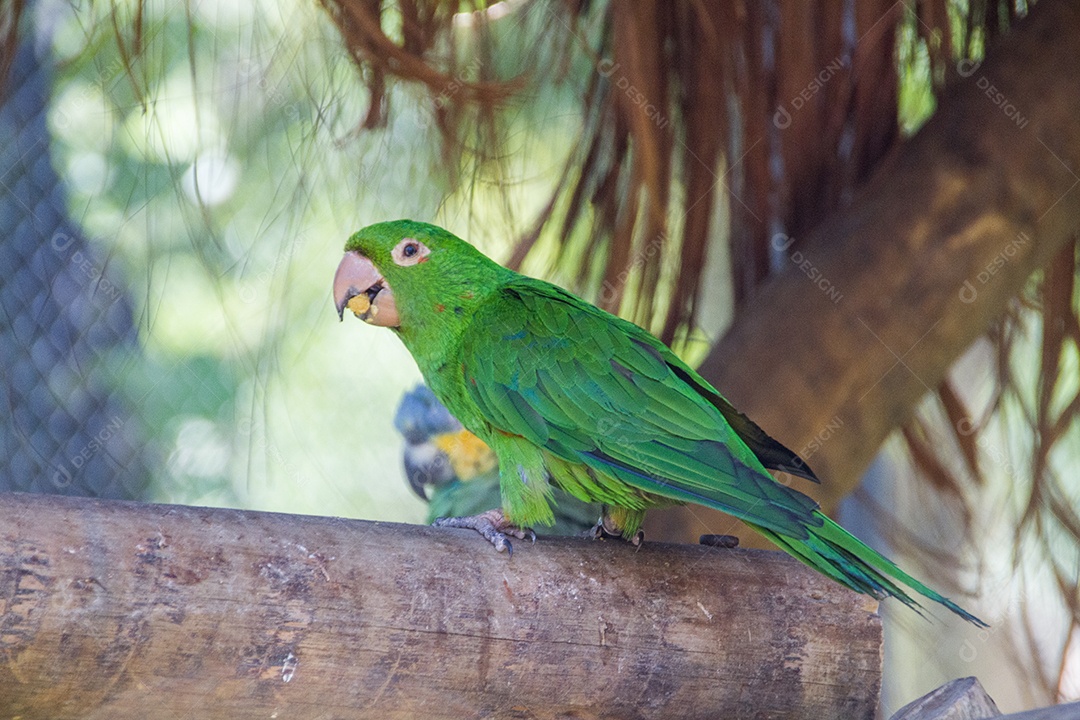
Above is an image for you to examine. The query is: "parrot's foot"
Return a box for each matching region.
[433,508,535,557]
[699,534,740,548]
[588,517,645,548]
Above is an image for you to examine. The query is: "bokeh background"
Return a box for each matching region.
[2,0,1078,714]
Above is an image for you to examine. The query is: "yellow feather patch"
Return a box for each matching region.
[432,429,498,480]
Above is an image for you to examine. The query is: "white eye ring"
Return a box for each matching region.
[392,238,431,266]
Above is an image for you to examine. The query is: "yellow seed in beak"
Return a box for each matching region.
[347,294,371,318]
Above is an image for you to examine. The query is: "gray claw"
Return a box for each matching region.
[433,509,534,557]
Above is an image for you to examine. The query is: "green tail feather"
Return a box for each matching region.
[753,511,987,627]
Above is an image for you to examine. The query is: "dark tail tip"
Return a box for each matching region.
[943,599,989,628]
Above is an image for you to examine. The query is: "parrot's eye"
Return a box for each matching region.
[392,238,431,266]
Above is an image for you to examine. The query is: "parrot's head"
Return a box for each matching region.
[333,220,508,336]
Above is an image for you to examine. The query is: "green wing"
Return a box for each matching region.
[458,279,987,626]
[459,279,821,540]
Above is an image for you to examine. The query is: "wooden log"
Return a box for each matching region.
[0,492,882,719]
[890,677,1002,720]
[998,702,1080,720]
[889,679,1080,720]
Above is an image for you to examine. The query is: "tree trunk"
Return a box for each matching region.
[653,0,1080,542]
[0,492,883,719]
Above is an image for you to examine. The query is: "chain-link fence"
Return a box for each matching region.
[0,32,148,500]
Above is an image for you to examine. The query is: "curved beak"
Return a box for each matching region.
[333,251,400,327]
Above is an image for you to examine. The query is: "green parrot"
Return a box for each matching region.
[334,219,985,626]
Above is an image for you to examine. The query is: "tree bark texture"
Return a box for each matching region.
[656,0,1080,541]
[0,492,883,719]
